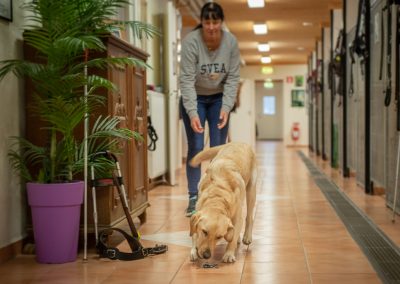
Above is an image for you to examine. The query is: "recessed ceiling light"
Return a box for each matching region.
[261,56,272,64]
[261,66,274,74]
[258,43,270,52]
[302,22,313,26]
[247,0,265,8]
[297,46,305,51]
[253,23,268,35]
[264,81,274,89]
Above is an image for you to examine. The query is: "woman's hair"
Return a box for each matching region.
[194,2,224,30]
[200,2,224,21]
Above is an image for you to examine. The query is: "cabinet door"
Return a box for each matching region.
[108,39,149,222]
[129,65,148,213]
[96,36,149,226]
[107,45,132,223]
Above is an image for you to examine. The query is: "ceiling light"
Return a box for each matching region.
[297,46,305,51]
[247,0,265,8]
[253,23,268,35]
[261,66,274,74]
[264,81,274,89]
[258,43,270,52]
[302,22,313,26]
[261,56,271,64]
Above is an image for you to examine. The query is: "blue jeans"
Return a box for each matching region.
[180,93,229,197]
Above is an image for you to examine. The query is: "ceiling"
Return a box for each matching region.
[177,0,342,66]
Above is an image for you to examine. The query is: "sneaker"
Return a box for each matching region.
[185,196,197,217]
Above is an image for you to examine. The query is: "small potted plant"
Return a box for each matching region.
[0,0,159,263]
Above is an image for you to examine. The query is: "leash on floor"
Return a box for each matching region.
[97,228,167,261]
[91,151,168,260]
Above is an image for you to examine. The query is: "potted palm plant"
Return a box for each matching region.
[0,0,159,263]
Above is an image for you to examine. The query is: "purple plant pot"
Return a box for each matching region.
[27,181,84,264]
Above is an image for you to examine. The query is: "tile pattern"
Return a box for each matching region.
[1,141,399,283]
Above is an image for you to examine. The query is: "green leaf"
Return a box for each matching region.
[1,0,161,183]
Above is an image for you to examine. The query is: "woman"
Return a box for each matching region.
[179,2,240,217]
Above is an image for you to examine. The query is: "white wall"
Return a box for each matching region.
[241,65,309,146]
[145,0,183,185]
[145,0,166,86]
[0,5,27,249]
[230,79,256,148]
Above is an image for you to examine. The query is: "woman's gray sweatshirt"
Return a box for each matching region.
[179,28,240,119]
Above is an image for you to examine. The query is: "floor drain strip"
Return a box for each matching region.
[298,151,400,283]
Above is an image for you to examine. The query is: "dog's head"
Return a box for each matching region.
[190,211,234,260]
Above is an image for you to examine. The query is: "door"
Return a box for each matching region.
[255,80,283,140]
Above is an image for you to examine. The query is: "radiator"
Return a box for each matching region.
[147,90,167,179]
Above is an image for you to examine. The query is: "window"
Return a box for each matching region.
[263,96,275,115]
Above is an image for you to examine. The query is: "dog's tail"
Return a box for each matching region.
[189,144,226,167]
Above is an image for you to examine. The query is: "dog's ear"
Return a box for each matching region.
[224,223,235,242]
[189,213,200,236]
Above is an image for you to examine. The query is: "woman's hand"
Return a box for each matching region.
[217,110,228,129]
[190,116,204,133]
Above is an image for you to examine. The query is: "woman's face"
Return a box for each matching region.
[201,18,222,39]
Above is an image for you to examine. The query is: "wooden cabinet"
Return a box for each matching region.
[92,35,150,227]
[24,35,150,229]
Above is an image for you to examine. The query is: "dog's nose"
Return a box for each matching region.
[203,248,211,259]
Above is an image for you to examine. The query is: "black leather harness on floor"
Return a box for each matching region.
[97,228,167,261]
[91,151,168,261]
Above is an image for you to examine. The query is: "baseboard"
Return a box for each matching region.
[0,239,23,264]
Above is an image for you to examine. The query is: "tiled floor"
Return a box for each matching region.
[1,141,400,283]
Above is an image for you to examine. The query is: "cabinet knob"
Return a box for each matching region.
[135,116,144,148]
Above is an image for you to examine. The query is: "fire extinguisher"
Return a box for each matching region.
[291,122,300,141]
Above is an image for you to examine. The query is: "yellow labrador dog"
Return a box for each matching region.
[189,142,257,263]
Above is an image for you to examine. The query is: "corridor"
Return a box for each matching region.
[1,141,399,283]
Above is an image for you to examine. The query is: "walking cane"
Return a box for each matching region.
[83,49,89,260]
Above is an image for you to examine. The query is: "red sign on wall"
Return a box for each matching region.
[286,76,293,83]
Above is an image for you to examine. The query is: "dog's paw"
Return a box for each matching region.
[242,234,252,245]
[190,248,198,262]
[222,251,236,263]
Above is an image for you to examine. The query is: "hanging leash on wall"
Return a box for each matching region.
[331,29,346,100]
[352,0,368,69]
[383,0,393,107]
[147,116,158,151]
[349,0,368,97]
